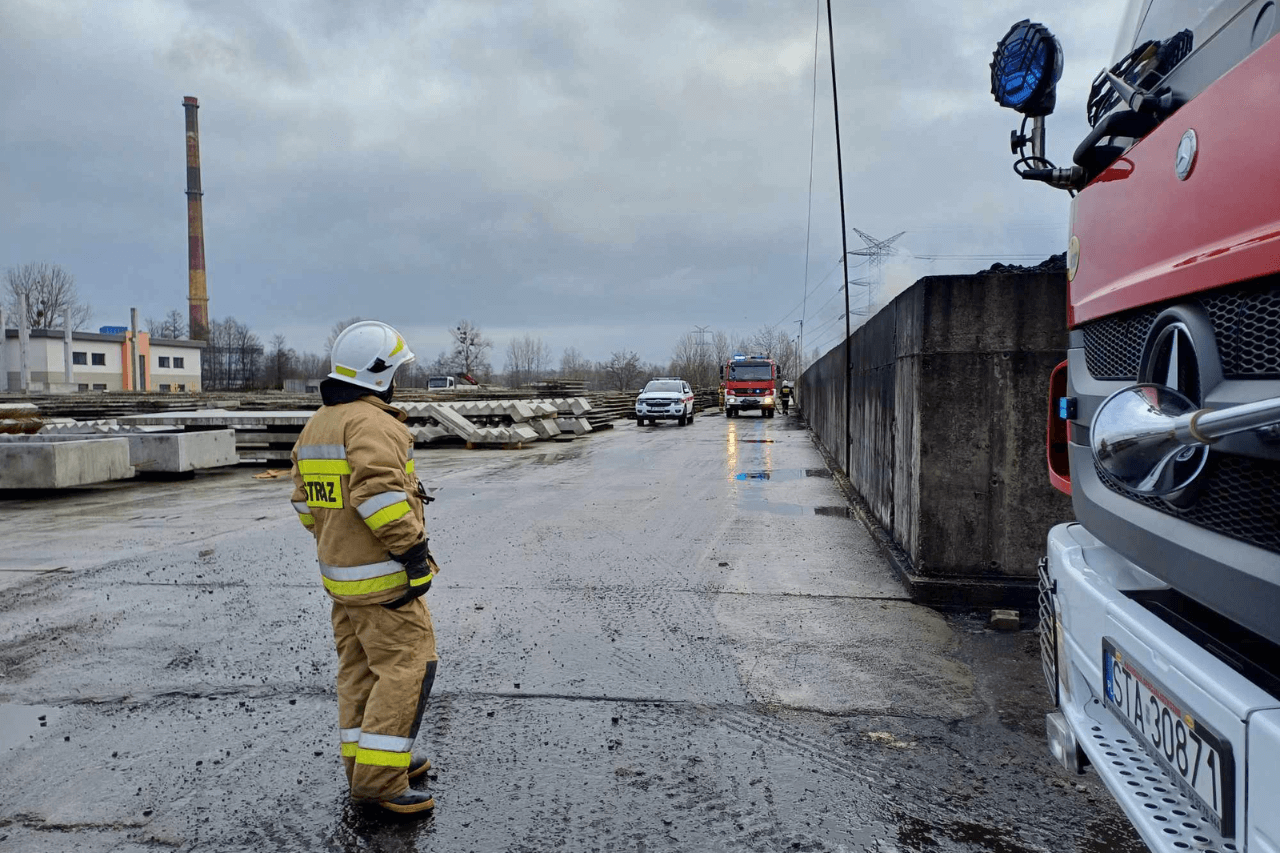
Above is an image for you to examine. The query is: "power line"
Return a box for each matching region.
[780,253,870,331]
[774,254,846,329]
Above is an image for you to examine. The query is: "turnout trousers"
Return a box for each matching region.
[331,597,439,801]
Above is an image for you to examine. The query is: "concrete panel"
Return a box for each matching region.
[0,439,134,488]
[422,403,480,443]
[528,418,562,439]
[120,410,313,428]
[409,425,451,444]
[125,430,238,474]
[555,418,592,435]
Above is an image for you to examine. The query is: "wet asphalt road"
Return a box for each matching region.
[0,409,1145,852]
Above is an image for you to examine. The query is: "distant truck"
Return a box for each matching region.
[720,354,778,418]
[427,376,456,390]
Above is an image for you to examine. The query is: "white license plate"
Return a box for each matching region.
[1102,639,1235,836]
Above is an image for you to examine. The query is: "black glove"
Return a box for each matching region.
[382,540,434,609]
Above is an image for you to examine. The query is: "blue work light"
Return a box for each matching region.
[990,20,1063,117]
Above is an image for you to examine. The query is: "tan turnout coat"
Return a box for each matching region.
[290,396,427,606]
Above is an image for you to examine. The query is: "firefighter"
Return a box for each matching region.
[778,381,793,414]
[290,320,439,815]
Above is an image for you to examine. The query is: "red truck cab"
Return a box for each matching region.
[991,3,1280,849]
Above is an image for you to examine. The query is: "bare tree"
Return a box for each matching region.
[559,346,591,379]
[147,309,188,339]
[296,350,329,380]
[503,333,552,388]
[447,320,492,379]
[601,350,643,391]
[325,316,365,356]
[268,334,296,389]
[203,317,264,390]
[743,326,801,380]
[712,331,733,373]
[668,331,717,389]
[4,262,92,330]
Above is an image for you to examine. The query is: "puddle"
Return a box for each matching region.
[739,501,855,518]
[0,704,60,754]
[732,468,833,483]
[737,439,774,444]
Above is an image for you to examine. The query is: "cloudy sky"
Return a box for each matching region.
[1,0,1123,366]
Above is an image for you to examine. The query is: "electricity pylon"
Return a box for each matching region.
[848,228,905,312]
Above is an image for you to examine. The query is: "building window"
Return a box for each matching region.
[174,357,185,369]
[159,384,172,392]
[92,383,107,391]
[72,351,87,365]
[91,353,106,366]
[158,356,170,368]
[177,384,186,392]
[78,383,89,391]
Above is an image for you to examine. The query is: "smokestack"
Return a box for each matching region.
[184,96,209,341]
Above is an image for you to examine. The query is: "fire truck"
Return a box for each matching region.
[989,4,1280,850]
[720,354,779,418]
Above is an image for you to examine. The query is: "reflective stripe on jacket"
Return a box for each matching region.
[290,396,426,606]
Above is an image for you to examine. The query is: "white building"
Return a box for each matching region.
[2,327,205,393]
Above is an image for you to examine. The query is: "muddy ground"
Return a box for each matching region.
[0,410,1144,852]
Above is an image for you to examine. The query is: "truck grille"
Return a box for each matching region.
[1094,454,1280,554]
[1081,309,1158,379]
[1037,557,1058,705]
[1082,279,1280,379]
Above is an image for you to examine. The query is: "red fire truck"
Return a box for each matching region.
[990,4,1280,850]
[721,354,779,418]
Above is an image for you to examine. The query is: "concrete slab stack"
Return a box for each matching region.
[0,429,239,478]
[0,438,134,488]
[1,396,604,468]
[394,397,594,447]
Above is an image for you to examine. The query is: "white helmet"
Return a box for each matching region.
[328,321,416,391]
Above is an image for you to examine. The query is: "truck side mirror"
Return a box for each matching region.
[719,366,724,380]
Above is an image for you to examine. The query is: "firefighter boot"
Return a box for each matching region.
[378,788,435,815]
[407,755,432,781]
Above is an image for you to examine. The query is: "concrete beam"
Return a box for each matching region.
[126,430,238,473]
[0,438,134,488]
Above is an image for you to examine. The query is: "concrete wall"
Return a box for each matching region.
[798,269,1072,603]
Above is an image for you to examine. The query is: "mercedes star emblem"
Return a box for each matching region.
[1175,129,1198,181]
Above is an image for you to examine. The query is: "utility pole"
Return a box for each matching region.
[826,0,852,479]
[17,298,30,392]
[692,325,712,386]
[794,319,804,376]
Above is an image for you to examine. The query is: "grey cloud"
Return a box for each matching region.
[2,0,1114,362]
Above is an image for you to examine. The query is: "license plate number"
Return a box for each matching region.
[1102,640,1234,836]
